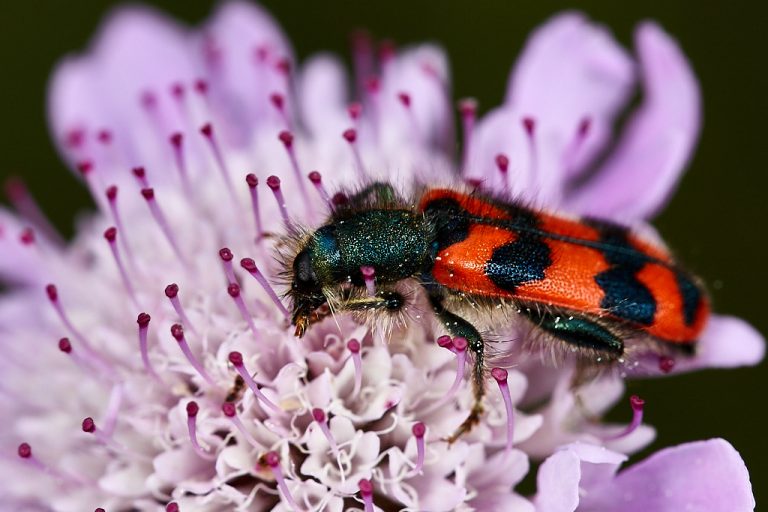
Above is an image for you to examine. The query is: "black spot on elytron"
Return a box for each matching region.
[423,198,470,251]
[591,223,657,326]
[676,271,702,326]
[486,209,552,292]
[527,309,624,356]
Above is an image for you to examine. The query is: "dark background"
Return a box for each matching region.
[2,0,766,504]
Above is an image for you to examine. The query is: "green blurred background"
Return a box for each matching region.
[2,0,766,504]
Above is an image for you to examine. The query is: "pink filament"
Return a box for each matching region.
[342,129,366,179]
[522,117,538,177]
[5,177,64,246]
[360,266,376,296]
[240,258,290,317]
[308,171,331,207]
[606,395,645,441]
[229,351,281,413]
[265,451,301,511]
[411,421,426,475]
[491,367,515,452]
[435,337,468,407]
[169,132,191,194]
[266,175,290,225]
[141,188,187,265]
[245,174,264,240]
[171,324,216,387]
[105,186,136,265]
[278,130,310,206]
[186,401,213,459]
[312,408,339,456]
[200,123,237,202]
[164,284,196,334]
[222,403,262,449]
[227,283,259,339]
[104,227,139,308]
[219,247,237,284]
[358,478,375,512]
[347,339,363,397]
[136,313,159,379]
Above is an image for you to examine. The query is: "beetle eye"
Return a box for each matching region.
[293,250,318,288]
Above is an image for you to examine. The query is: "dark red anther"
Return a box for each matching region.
[141,90,157,109]
[58,337,72,353]
[365,76,380,93]
[466,178,483,189]
[170,132,183,148]
[141,188,155,200]
[266,176,281,190]
[276,58,291,75]
[452,337,468,352]
[412,421,426,437]
[221,402,236,418]
[106,185,118,201]
[77,161,93,175]
[578,117,591,137]
[358,478,374,496]
[228,351,244,366]
[194,79,208,95]
[332,192,349,206]
[227,283,240,298]
[246,173,258,188]
[278,130,294,148]
[523,117,536,136]
[45,284,58,301]
[219,247,233,262]
[186,401,199,417]
[200,123,213,137]
[342,128,357,143]
[82,417,96,433]
[65,128,84,149]
[495,154,510,173]
[17,443,31,459]
[164,284,179,299]
[265,450,280,467]
[170,323,184,341]
[166,503,180,512]
[397,92,411,108]
[104,227,117,242]
[436,335,453,349]
[458,98,477,117]
[240,258,257,272]
[312,408,326,423]
[19,228,35,245]
[308,171,322,184]
[347,102,362,120]
[132,167,146,179]
[137,312,151,327]
[270,92,285,110]
[491,367,508,382]
[97,129,112,145]
[630,395,645,411]
[171,82,185,99]
[379,39,396,61]
[659,356,675,373]
[347,339,361,354]
[95,508,106,512]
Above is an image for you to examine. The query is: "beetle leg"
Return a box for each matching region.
[428,293,485,443]
[524,307,625,358]
[342,290,405,313]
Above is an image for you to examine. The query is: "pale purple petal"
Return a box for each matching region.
[299,54,350,141]
[675,315,765,372]
[580,439,755,512]
[506,12,635,200]
[199,0,293,143]
[567,22,701,220]
[48,6,200,182]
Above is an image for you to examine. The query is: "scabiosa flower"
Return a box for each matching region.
[0,3,763,511]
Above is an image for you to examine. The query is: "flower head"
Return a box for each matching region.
[0,3,762,511]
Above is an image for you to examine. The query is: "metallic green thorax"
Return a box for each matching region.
[308,209,431,285]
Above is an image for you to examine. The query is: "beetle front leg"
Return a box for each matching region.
[428,293,485,442]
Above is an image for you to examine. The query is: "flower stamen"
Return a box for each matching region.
[264,451,301,511]
[358,478,375,512]
[491,367,515,452]
[186,401,215,459]
[308,171,332,208]
[140,188,187,265]
[105,186,135,265]
[245,174,264,240]
[278,130,310,207]
[136,313,160,380]
[169,132,191,195]
[171,323,215,387]
[240,258,290,318]
[132,166,150,189]
[228,351,281,413]
[104,227,139,308]
[342,128,366,179]
[227,283,259,339]
[164,284,196,334]
[605,395,645,441]
[200,123,237,203]
[311,408,339,457]
[410,421,426,475]
[219,247,236,284]
[347,339,363,397]
[266,175,290,226]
